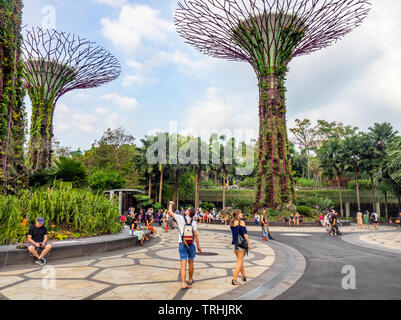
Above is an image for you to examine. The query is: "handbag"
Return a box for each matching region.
[237,225,248,254]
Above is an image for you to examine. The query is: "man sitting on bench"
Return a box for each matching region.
[27,217,52,266]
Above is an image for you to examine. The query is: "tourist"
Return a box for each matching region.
[158,210,164,226]
[356,211,363,229]
[27,217,52,266]
[324,211,331,233]
[318,213,324,227]
[261,211,269,241]
[363,211,370,230]
[289,213,295,227]
[223,213,229,226]
[329,211,339,236]
[371,210,379,230]
[254,213,260,226]
[164,210,170,232]
[295,212,301,228]
[396,213,401,231]
[131,217,149,246]
[146,214,157,236]
[230,209,250,286]
[167,201,201,289]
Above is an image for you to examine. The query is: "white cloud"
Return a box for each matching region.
[72,113,98,135]
[95,107,109,115]
[101,94,138,111]
[185,87,258,136]
[127,60,143,70]
[101,4,175,53]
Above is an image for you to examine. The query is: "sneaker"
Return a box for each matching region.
[35,259,45,266]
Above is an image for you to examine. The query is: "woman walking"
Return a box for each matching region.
[230,209,250,286]
[356,211,363,229]
[363,211,370,230]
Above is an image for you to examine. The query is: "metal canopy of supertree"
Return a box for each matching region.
[21,27,121,171]
[175,0,371,210]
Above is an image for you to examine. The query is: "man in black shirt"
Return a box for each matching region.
[27,217,52,265]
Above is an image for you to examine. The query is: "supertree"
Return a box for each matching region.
[175,0,370,209]
[21,27,121,172]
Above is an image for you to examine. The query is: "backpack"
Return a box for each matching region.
[182,217,194,246]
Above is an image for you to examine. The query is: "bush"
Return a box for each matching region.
[296,206,313,217]
[28,158,88,188]
[230,198,254,216]
[200,180,218,188]
[296,196,334,210]
[347,179,371,191]
[294,178,317,188]
[200,202,215,211]
[238,177,257,188]
[0,182,122,245]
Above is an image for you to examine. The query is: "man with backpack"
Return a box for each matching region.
[168,201,202,289]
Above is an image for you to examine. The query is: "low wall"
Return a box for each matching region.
[0,230,151,269]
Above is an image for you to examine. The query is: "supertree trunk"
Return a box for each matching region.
[27,94,54,171]
[255,73,292,209]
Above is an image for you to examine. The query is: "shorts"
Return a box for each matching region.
[179,243,196,261]
[28,242,45,249]
[233,245,246,252]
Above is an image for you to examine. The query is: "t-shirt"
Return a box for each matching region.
[175,214,197,244]
[28,225,48,243]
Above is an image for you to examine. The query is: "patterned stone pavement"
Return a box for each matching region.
[358,232,401,251]
[0,226,275,300]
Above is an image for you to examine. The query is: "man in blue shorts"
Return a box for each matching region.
[168,201,202,289]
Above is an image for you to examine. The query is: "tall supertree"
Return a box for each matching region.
[21,27,121,172]
[0,0,26,194]
[175,0,370,209]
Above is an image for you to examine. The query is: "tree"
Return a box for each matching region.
[290,119,318,180]
[77,128,139,189]
[318,139,346,216]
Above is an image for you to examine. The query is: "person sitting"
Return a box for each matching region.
[27,217,52,266]
[146,215,157,236]
[295,212,301,227]
[131,218,149,246]
[289,213,296,226]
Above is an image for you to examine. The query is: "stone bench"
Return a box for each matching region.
[0,229,151,269]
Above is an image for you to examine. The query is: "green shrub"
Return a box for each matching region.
[296,206,313,217]
[200,202,215,211]
[200,180,218,188]
[347,179,371,191]
[230,198,254,216]
[28,158,88,188]
[0,182,122,245]
[295,178,317,188]
[238,177,256,188]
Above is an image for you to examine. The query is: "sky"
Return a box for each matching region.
[21,0,401,150]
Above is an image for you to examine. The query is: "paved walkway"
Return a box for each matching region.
[0,226,276,300]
